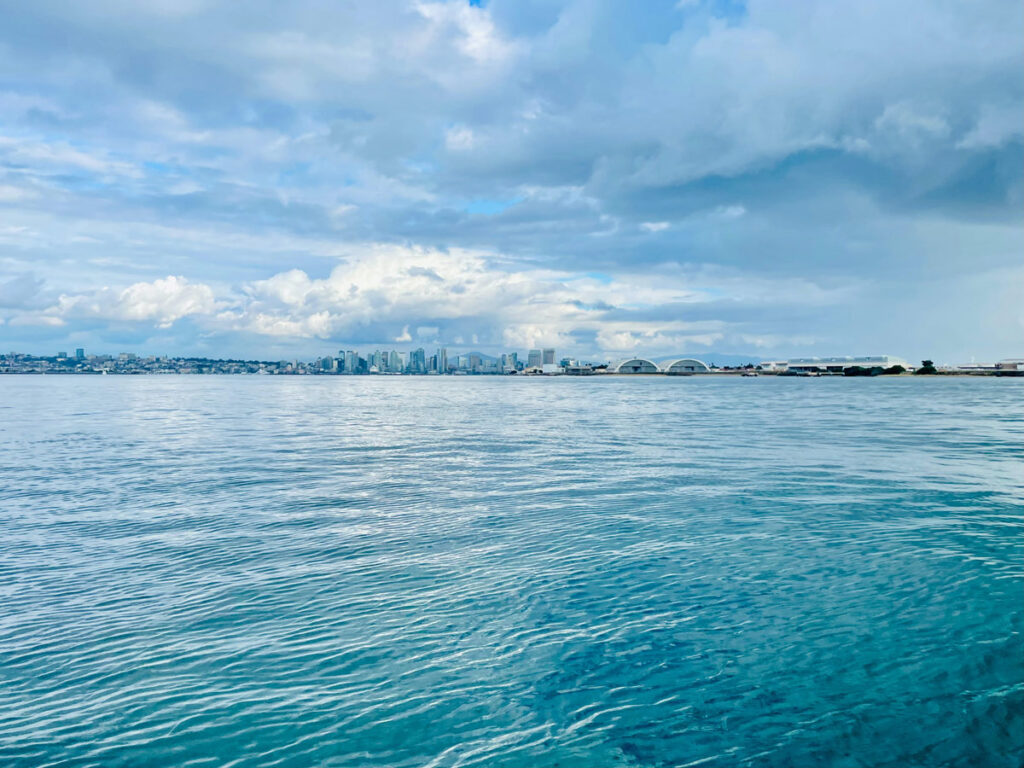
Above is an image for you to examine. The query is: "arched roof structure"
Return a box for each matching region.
[661,358,711,374]
[610,358,660,374]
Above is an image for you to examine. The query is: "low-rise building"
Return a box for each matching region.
[784,356,909,374]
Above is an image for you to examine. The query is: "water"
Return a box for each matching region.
[1,375,1021,767]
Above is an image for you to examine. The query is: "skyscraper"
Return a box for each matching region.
[528,349,542,368]
[410,347,425,373]
[543,348,556,365]
[437,347,448,373]
[75,348,85,360]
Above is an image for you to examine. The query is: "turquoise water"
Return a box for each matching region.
[1,376,1021,767]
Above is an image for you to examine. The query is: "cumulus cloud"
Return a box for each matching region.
[19,276,219,329]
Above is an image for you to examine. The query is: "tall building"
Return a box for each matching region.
[543,348,556,365]
[437,347,448,373]
[75,348,85,360]
[410,347,426,374]
[528,349,542,368]
[389,350,401,372]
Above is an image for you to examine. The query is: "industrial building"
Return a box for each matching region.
[609,358,660,374]
[782,356,909,374]
[661,358,711,374]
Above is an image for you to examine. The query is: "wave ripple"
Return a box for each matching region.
[1,376,1022,767]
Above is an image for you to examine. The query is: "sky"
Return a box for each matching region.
[0,0,1021,364]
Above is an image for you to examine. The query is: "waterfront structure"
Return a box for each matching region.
[661,358,711,374]
[542,348,556,366]
[784,356,909,374]
[952,359,1024,375]
[527,349,542,368]
[610,358,660,374]
[563,363,595,375]
[75,348,85,360]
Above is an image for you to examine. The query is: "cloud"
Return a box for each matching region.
[21,275,219,329]
[0,0,1019,360]
[640,221,670,233]
[0,273,46,309]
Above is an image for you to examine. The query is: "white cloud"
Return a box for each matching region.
[35,275,218,328]
[0,1,1019,361]
[414,1,521,66]
[713,205,746,220]
[0,137,140,178]
[445,126,476,151]
[874,102,950,143]
[0,185,38,202]
[957,102,1024,149]
[640,221,670,233]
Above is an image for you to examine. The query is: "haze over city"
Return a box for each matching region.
[1,0,1021,363]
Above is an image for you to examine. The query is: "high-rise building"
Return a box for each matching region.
[410,347,426,374]
[543,348,556,365]
[437,347,448,373]
[389,350,401,372]
[75,348,85,360]
[469,353,481,372]
[528,349,542,368]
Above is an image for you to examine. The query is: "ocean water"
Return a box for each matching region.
[1,375,1021,768]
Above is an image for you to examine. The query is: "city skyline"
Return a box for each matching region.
[8,345,1022,376]
[0,1,1021,363]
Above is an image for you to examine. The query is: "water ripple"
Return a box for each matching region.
[1,376,1022,767]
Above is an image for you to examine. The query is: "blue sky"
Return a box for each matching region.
[0,0,1020,363]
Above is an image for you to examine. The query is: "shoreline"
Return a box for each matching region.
[3,371,1020,378]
